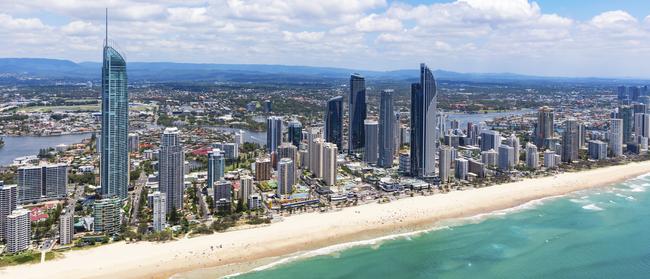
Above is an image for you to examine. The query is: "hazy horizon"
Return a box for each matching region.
[2,0,650,78]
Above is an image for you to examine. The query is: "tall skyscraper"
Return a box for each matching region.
[287,120,303,148]
[277,158,295,196]
[17,164,67,203]
[214,180,233,213]
[393,112,401,156]
[481,149,498,167]
[525,143,539,169]
[410,63,438,177]
[255,158,272,181]
[378,89,395,168]
[59,208,74,245]
[349,74,367,155]
[506,134,520,165]
[439,146,452,183]
[618,105,634,143]
[455,158,469,180]
[159,127,184,212]
[309,138,324,178]
[609,118,624,157]
[634,113,650,138]
[323,143,338,186]
[101,12,129,199]
[325,96,344,151]
[617,86,628,100]
[0,182,17,240]
[363,120,379,164]
[498,145,515,171]
[535,106,554,148]
[128,133,140,153]
[207,149,225,188]
[151,191,167,232]
[480,130,501,152]
[266,116,282,153]
[562,119,580,163]
[239,175,253,205]
[6,208,30,254]
[278,143,298,166]
[588,140,608,160]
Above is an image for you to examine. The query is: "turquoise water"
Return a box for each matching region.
[233,174,650,279]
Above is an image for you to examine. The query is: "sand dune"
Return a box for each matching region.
[3,161,650,279]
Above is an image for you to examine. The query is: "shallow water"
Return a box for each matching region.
[232,174,650,279]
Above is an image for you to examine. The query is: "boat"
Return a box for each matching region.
[0,136,4,148]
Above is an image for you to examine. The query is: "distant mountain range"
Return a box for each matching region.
[0,58,647,85]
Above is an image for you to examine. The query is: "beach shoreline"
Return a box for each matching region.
[3,161,650,279]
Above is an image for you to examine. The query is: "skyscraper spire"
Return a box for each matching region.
[105,8,108,46]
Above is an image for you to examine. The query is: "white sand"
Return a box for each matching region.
[3,161,650,279]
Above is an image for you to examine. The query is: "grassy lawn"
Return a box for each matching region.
[20,105,99,113]
[0,250,59,267]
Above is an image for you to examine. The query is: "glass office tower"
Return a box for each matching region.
[326,96,344,151]
[100,40,129,199]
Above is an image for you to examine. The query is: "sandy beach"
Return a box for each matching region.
[3,161,650,279]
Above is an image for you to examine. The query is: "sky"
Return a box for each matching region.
[1,0,650,78]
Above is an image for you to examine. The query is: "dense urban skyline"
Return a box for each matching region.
[1,0,650,78]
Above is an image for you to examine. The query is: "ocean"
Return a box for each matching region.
[230,174,650,279]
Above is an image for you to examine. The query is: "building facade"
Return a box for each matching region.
[6,208,30,253]
[287,120,303,148]
[151,191,167,232]
[0,183,17,240]
[266,116,282,153]
[93,197,121,235]
[562,120,580,163]
[17,164,67,203]
[363,120,379,164]
[159,127,184,212]
[323,143,338,186]
[378,89,395,168]
[101,41,129,199]
[535,106,554,148]
[59,208,74,245]
[410,63,438,178]
[325,96,344,151]
[277,158,295,196]
[349,74,367,155]
[207,149,225,188]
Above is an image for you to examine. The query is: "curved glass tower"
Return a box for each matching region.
[348,74,366,155]
[410,63,437,178]
[101,41,129,199]
[326,96,344,151]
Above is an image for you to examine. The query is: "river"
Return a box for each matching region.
[0,133,94,166]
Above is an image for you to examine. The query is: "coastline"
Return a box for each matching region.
[2,161,650,279]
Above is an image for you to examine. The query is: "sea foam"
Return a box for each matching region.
[582,204,604,211]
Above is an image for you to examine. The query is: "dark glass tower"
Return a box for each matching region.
[287,120,303,148]
[325,96,344,151]
[348,74,366,155]
[378,89,395,168]
[410,64,437,177]
[266,116,282,153]
[101,12,129,199]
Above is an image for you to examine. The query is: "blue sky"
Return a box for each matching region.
[400,0,650,20]
[1,0,650,78]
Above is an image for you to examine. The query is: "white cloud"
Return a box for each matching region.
[590,10,637,29]
[355,14,402,32]
[0,0,649,77]
[282,31,325,43]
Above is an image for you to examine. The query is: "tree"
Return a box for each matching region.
[181,217,190,233]
[236,198,247,213]
[168,205,179,225]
